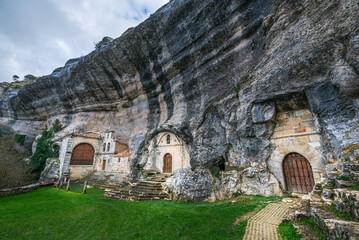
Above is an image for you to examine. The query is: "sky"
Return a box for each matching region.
[0,0,169,82]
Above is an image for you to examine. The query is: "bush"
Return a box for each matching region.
[278,221,303,240]
[52,119,63,133]
[0,135,33,189]
[30,129,58,178]
[15,134,26,145]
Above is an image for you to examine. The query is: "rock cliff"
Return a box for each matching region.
[1,0,358,199]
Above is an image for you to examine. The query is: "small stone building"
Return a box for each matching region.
[58,130,131,180]
[144,132,191,173]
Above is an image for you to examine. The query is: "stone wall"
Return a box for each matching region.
[112,156,131,172]
[0,182,54,198]
[269,108,325,188]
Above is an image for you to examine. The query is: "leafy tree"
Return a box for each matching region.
[52,119,63,133]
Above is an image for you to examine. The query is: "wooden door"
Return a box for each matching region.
[70,143,95,165]
[102,160,106,170]
[283,153,315,194]
[163,153,172,173]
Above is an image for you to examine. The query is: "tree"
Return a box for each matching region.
[12,75,19,81]
[24,74,37,81]
[30,129,58,178]
[52,119,63,133]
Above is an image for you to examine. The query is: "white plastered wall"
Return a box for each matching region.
[145,132,191,173]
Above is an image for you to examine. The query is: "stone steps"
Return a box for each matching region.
[102,176,171,201]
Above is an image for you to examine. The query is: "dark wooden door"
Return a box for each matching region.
[102,160,106,170]
[70,143,95,165]
[163,153,172,173]
[283,153,315,194]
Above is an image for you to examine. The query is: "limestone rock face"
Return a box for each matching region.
[165,169,215,202]
[214,167,283,199]
[0,0,358,199]
[39,158,60,183]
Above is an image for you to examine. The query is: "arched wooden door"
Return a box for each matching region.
[70,143,95,165]
[163,153,172,173]
[283,153,315,194]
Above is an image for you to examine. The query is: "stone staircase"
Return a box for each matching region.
[60,136,74,179]
[102,174,171,201]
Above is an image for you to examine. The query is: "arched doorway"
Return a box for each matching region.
[163,153,172,173]
[70,143,95,165]
[283,153,315,194]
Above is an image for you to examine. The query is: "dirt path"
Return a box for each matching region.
[243,202,291,240]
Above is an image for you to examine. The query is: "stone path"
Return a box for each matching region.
[243,202,290,240]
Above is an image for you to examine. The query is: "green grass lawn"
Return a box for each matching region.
[0,187,281,240]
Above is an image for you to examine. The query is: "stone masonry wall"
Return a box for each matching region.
[269,109,325,187]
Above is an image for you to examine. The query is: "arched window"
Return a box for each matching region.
[107,143,111,152]
[70,143,95,165]
[103,143,106,152]
[167,135,171,144]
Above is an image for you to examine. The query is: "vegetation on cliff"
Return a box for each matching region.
[30,129,58,178]
[0,135,33,189]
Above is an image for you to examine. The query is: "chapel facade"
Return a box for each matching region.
[58,130,131,180]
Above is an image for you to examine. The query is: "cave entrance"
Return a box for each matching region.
[283,153,315,194]
[163,153,172,173]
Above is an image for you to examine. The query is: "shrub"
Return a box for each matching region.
[52,119,63,133]
[0,135,33,189]
[15,134,26,145]
[278,221,303,240]
[30,129,58,178]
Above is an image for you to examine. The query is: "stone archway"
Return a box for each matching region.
[269,139,324,187]
[163,153,172,173]
[283,152,315,193]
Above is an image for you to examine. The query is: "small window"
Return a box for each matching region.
[107,143,111,152]
[167,135,171,144]
[103,143,106,152]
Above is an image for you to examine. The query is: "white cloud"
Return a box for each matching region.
[0,0,169,82]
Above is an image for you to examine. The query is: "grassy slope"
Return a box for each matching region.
[0,187,281,240]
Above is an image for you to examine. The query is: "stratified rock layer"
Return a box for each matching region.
[1,0,358,198]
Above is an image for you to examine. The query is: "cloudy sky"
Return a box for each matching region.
[0,0,168,82]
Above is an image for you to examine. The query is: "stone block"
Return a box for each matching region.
[305,126,315,132]
[295,127,306,133]
[335,179,353,188]
[309,135,321,142]
[299,122,311,127]
[271,131,283,138]
[309,142,321,148]
[283,129,295,136]
[295,136,310,142]
[322,188,334,199]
